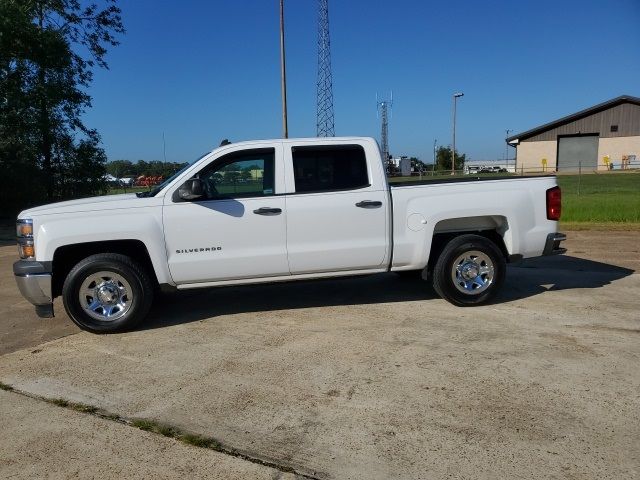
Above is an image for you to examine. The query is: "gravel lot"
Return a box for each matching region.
[0,231,638,479]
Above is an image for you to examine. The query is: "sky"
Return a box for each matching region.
[83,0,640,164]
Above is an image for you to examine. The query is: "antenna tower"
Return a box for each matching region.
[377,93,393,170]
[316,0,335,136]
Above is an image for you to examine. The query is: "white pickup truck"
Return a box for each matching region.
[14,137,565,332]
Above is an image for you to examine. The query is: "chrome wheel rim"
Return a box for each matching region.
[79,271,133,321]
[451,250,495,295]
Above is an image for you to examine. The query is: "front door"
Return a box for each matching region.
[163,146,289,284]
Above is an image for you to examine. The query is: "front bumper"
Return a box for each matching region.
[13,260,54,318]
[542,232,567,256]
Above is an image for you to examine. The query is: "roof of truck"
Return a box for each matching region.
[213,136,378,150]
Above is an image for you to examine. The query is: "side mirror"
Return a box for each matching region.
[178,178,205,201]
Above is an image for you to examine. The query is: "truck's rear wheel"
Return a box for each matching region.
[62,253,153,333]
[432,234,505,306]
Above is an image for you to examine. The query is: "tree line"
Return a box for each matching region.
[105,160,188,180]
[0,0,123,217]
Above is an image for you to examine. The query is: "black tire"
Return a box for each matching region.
[432,234,506,306]
[62,253,154,333]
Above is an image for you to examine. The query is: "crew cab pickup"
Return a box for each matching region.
[14,137,565,332]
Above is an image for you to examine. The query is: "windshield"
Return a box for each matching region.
[136,151,210,198]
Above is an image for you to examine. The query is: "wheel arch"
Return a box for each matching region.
[52,240,158,298]
[426,223,510,277]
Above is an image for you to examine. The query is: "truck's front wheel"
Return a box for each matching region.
[432,235,506,306]
[62,253,154,333]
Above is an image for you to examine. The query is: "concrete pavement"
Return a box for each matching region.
[0,232,639,479]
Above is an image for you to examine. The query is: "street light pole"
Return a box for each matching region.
[451,92,464,175]
[433,139,437,167]
[279,0,288,138]
[505,129,512,171]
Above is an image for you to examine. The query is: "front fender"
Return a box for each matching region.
[32,205,172,285]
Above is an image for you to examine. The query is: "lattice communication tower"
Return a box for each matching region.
[377,93,393,170]
[316,0,335,137]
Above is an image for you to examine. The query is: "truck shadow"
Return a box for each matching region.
[497,255,635,303]
[144,273,436,330]
[142,255,634,330]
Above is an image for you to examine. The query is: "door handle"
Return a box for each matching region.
[355,200,382,208]
[253,207,282,216]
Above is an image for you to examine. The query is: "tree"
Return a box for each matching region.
[106,159,134,177]
[408,156,427,173]
[436,146,466,172]
[224,170,240,185]
[0,0,124,215]
[240,169,252,182]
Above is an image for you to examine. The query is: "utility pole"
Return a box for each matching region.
[162,132,167,163]
[451,92,464,175]
[279,0,288,138]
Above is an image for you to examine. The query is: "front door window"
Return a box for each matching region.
[198,149,275,199]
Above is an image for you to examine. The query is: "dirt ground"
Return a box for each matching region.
[0,230,638,479]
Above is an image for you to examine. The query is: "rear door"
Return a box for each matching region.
[283,143,389,274]
[163,144,289,284]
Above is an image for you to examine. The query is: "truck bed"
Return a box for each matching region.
[389,174,554,188]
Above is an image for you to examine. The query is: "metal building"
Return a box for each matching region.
[506,95,640,172]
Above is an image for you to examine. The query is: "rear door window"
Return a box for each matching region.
[291,145,369,193]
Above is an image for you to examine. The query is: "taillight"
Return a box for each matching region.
[546,186,561,221]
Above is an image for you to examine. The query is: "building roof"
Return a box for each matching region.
[506,95,640,143]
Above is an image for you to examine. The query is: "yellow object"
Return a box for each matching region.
[541,158,547,171]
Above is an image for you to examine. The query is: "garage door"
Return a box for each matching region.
[557,135,598,171]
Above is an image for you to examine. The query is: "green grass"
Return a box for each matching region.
[557,173,640,224]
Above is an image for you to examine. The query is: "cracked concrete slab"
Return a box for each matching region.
[0,389,296,479]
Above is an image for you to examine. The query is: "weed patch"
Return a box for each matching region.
[131,418,223,450]
[181,433,221,449]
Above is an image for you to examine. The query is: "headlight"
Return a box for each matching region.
[17,219,33,238]
[16,219,35,259]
